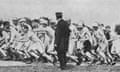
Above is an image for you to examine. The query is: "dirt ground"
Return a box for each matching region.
[0,61,120,72]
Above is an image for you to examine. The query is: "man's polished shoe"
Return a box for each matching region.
[60,66,66,70]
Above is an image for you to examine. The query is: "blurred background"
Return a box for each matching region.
[0,0,120,27]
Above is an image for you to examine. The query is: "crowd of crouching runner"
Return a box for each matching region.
[0,17,120,66]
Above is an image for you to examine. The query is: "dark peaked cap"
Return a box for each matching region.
[56,12,63,17]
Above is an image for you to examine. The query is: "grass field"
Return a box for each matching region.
[0,61,120,72]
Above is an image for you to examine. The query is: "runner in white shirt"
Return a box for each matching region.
[1,21,13,60]
[76,23,95,64]
[0,28,9,58]
[32,18,55,63]
[66,23,80,64]
[111,25,120,58]
[92,22,109,64]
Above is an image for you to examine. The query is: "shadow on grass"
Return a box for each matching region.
[65,64,75,70]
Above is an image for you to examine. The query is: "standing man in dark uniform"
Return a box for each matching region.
[54,12,70,70]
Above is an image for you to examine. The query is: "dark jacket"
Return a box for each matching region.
[55,19,70,52]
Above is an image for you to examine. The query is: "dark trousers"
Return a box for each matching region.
[57,52,67,68]
[55,38,69,69]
